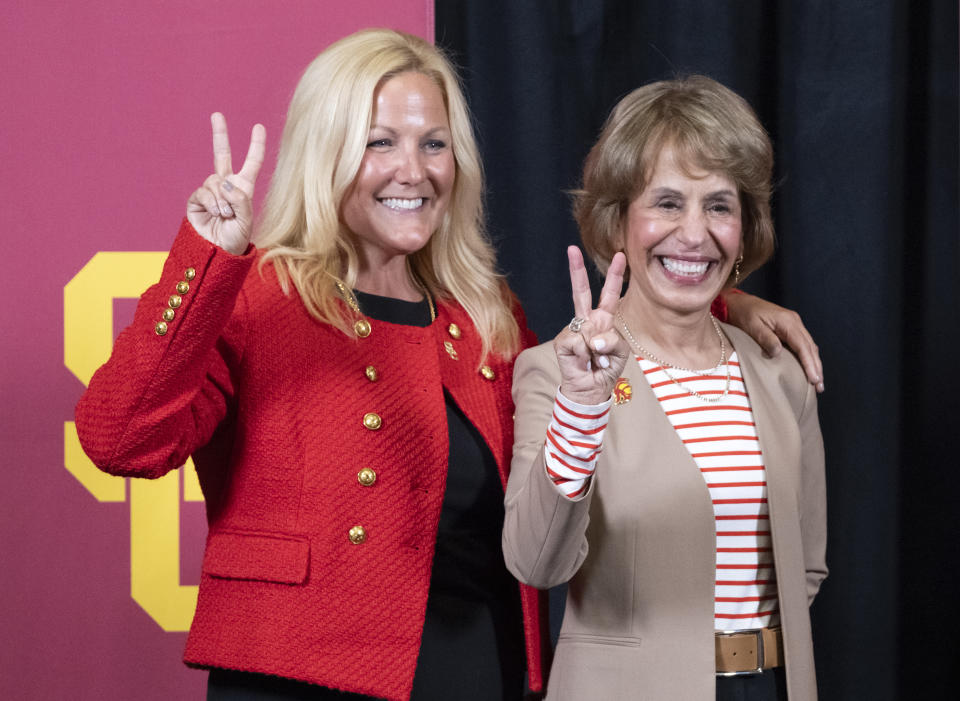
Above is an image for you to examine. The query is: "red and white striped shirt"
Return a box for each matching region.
[543,391,612,499]
[544,352,779,631]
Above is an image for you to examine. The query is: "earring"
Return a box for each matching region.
[734,255,743,285]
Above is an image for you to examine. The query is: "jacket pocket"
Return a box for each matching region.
[202,530,310,584]
[558,633,643,648]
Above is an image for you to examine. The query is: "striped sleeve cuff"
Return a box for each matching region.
[544,390,612,499]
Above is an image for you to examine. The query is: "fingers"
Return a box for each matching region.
[796,344,825,393]
[210,115,264,191]
[211,112,233,177]
[237,123,266,184]
[207,115,262,219]
[774,317,824,392]
[187,182,223,219]
[568,246,625,339]
[596,252,626,316]
[585,330,624,370]
[565,246,626,374]
[752,321,784,359]
[725,291,825,393]
[562,316,624,372]
[202,174,234,218]
[567,246,593,320]
[554,321,629,406]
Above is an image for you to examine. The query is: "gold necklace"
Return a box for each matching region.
[334,280,436,321]
[616,312,731,403]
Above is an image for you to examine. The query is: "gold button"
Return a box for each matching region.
[162,308,175,322]
[354,319,371,338]
[365,366,378,382]
[176,281,190,294]
[168,294,182,309]
[363,413,382,430]
[480,365,496,380]
[184,267,196,281]
[154,321,168,336]
[447,323,461,339]
[348,525,367,544]
[357,468,377,486]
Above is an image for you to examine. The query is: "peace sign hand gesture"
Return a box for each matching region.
[554,246,629,406]
[186,113,266,255]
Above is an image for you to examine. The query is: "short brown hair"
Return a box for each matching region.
[573,75,774,286]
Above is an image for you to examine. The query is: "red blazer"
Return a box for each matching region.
[75,221,550,701]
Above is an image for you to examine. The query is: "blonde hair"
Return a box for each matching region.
[256,29,519,359]
[574,75,775,287]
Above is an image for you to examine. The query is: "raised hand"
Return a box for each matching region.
[554,246,630,406]
[186,113,266,255]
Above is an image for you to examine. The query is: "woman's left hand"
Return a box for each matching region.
[554,247,630,405]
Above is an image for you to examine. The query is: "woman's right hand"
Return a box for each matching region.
[186,113,266,255]
[554,246,629,406]
[724,290,825,392]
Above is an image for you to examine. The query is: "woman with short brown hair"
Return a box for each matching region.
[505,75,827,700]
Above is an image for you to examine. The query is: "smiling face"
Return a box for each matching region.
[620,145,743,317]
[340,71,455,268]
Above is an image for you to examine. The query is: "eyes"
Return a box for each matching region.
[655,197,736,216]
[365,137,449,152]
[656,198,681,211]
[707,201,734,215]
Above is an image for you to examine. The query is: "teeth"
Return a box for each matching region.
[380,197,423,210]
[662,257,709,276]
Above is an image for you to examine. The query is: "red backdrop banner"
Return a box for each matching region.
[1,3,432,699]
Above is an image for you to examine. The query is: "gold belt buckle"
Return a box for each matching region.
[717,628,764,677]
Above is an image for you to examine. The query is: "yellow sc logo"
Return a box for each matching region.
[64,252,202,632]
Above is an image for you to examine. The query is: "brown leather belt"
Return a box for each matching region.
[715,627,783,675]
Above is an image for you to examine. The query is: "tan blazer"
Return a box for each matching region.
[503,323,827,700]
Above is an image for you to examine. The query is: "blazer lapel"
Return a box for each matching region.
[724,325,800,525]
[608,353,715,503]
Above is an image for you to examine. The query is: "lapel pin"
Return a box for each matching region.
[613,377,632,405]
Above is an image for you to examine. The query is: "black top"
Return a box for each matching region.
[208,291,524,701]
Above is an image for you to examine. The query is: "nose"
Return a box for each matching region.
[395,144,425,184]
[675,209,709,246]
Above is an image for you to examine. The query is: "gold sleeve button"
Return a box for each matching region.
[365,366,378,382]
[363,413,382,430]
[348,525,367,544]
[357,468,377,487]
[176,281,190,294]
[447,323,461,339]
[480,365,496,380]
[168,294,182,309]
[354,319,371,338]
[154,321,168,336]
[184,267,196,281]
[162,308,175,322]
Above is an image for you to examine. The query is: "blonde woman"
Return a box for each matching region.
[504,76,827,700]
[77,29,545,701]
[77,28,823,700]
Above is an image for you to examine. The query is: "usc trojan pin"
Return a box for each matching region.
[613,377,632,405]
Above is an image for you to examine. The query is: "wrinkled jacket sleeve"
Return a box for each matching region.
[502,344,594,590]
[75,220,255,478]
[798,380,829,603]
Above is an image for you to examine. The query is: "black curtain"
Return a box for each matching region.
[436,1,959,698]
